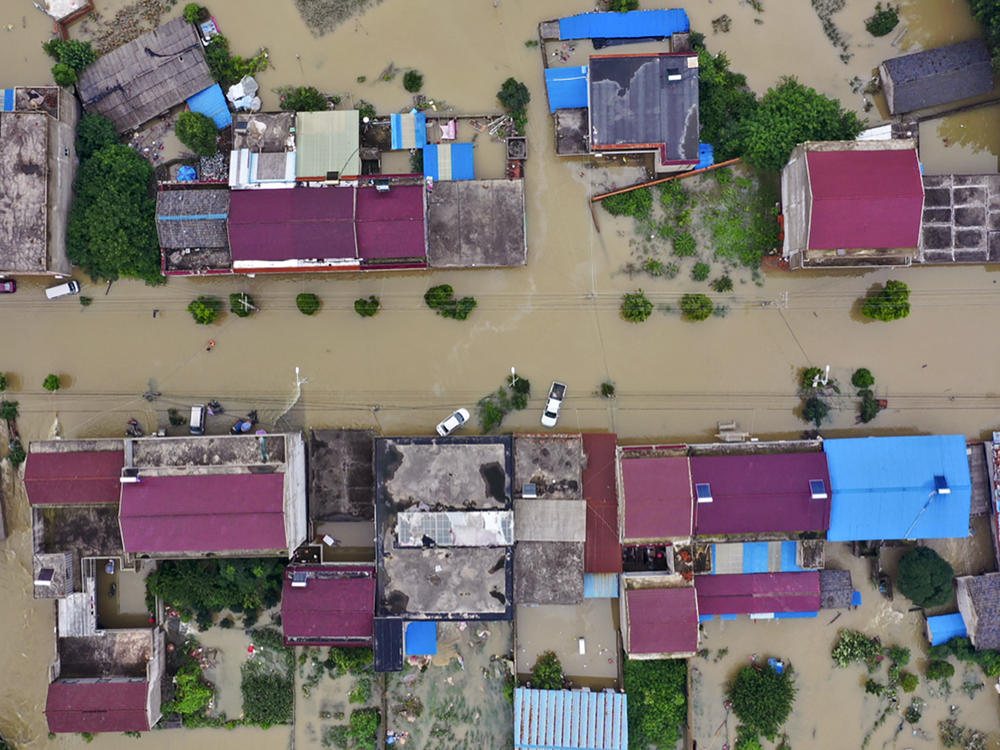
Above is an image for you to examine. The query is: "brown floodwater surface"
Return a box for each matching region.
[3,0,1000,746]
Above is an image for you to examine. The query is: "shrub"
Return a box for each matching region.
[348,708,380,750]
[354,295,380,317]
[403,70,424,92]
[624,659,687,750]
[899,671,919,692]
[672,232,696,256]
[79,296,93,306]
[183,3,205,24]
[0,400,18,421]
[165,659,213,717]
[680,293,714,321]
[802,395,829,427]
[52,63,77,87]
[424,284,453,310]
[864,679,884,696]
[862,280,910,321]
[866,3,899,36]
[277,85,328,112]
[887,645,910,667]
[609,0,640,10]
[621,290,654,322]
[800,367,823,390]
[187,296,222,325]
[851,368,875,389]
[728,662,796,741]
[43,374,61,392]
[357,100,376,121]
[76,114,119,159]
[229,292,255,317]
[711,276,734,293]
[296,293,321,316]
[204,34,269,90]
[479,399,504,432]
[497,77,530,114]
[8,439,26,467]
[58,39,97,71]
[530,651,563,690]
[326,647,374,676]
[602,189,652,220]
[692,262,711,282]
[926,660,955,681]
[859,392,880,423]
[930,636,1000,677]
[642,258,667,277]
[897,546,955,608]
[349,678,372,704]
[424,285,476,320]
[175,111,218,157]
[600,381,616,399]
[831,630,881,669]
[0,373,6,392]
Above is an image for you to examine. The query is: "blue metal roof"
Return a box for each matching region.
[404,621,437,655]
[927,612,967,645]
[544,66,589,113]
[584,573,619,598]
[390,112,427,150]
[0,89,14,112]
[825,435,972,541]
[514,688,627,750]
[186,84,232,129]
[559,9,689,41]
[423,143,475,181]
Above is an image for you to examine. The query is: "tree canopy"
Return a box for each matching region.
[624,659,687,750]
[529,651,564,690]
[861,280,911,321]
[278,85,328,112]
[76,114,119,159]
[680,293,714,321]
[897,546,955,608]
[175,111,218,156]
[697,49,759,162]
[728,663,796,743]
[969,0,1000,72]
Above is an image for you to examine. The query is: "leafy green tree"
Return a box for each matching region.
[187,296,221,324]
[728,662,796,742]
[899,671,919,692]
[478,399,504,432]
[672,232,696,256]
[602,188,653,220]
[802,395,830,426]
[970,0,1000,72]
[497,77,530,113]
[297,293,321,316]
[697,50,759,162]
[800,367,823,390]
[740,78,863,172]
[277,85,328,112]
[887,645,910,666]
[357,100,376,121]
[204,34,269,89]
[897,546,955,608]
[711,276,734,293]
[621,290,654,322]
[348,708,380,750]
[175,111,218,156]
[862,280,911,321]
[52,63,78,87]
[57,40,97,71]
[0,400,17,421]
[165,660,213,717]
[609,0,640,10]
[926,659,955,681]
[183,3,205,24]
[851,368,875,389]
[403,70,424,92]
[930,636,1000,677]
[354,296,380,317]
[425,284,453,310]
[529,651,563,690]
[831,629,881,669]
[146,558,286,621]
[692,262,711,281]
[424,285,476,320]
[624,659,687,750]
[66,144,162,285]
[7,439,26,468]
[76,114,119,159]
[859,391,880,423]
[866,3,900,36]
[680,293,714,321]
[229,292,255,317]
[42,374,61,392]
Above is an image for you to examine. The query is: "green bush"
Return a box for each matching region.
[296,293,321,316]
[80,295,93,307]
[602,189,653,220]
[887,645,910,666]
[76,114,119,159]
[692,262,711,282]
[530,651,563,690]
[600,381,616,398]
[357,100,376,121]
[926,660,955,681]
[43,374,61,392]
[862,280,911,321]
[897,546,955,608]
[241,671,292,728]
[403,70,424,92]
[277,85,328,112]
[183,3,205,24]
[204,34,269,90]
[851,368,875,389]
[802,395,829,427]
[859,392,880,423]
[672,232,696,256]
[930,636,1000,677]
[711,276,734,293]
[624,659,687,750]
[800,367,823,390]
[175,111,218,157]
[348,708,380,750]
[165,659,213,717]
[424,284,454,309]
[354,295,380,317]
[728,662,796,741]
[621,290,654,322]
[187,296,222,325]
[642,258,667,276]
[831,630,881,669]
[424,285,476,320]
[479,399,505,433]
[7,439,25,468]
[348,678,372,704]
[899,671,919,692]
[866,3,899,36]
[497,77,530,114]
[145,558,285,622]
[326,647,374,676]
[609,0,640,10]
[0,373,7,392]
[52,63,78,87]
[0,400,18,421]
[680,293,714,321]
[44,39,97,73]
[229,292,255,317]
[864,679,885,696]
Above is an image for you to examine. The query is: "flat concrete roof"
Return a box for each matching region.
[57,631,151,679]
[131,434,287,470]
[0,113,48,272]
[308,429,375,521]
[514,541,584,604]
[513,435,585,499]
[514,499,586,542]
[555,108,589,155]
[426,179,527,268]
[35,506,123,558]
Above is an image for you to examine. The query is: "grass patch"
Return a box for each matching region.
[705,169,780,269]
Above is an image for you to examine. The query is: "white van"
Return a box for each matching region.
[190,405,207,435]
[45,280,81,299]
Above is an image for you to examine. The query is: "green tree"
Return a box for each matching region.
[277,85,328,112]
[926,660,955,681]
[42,374,61,392]
[851,368,875,389]
[76,114,119,159]
[52,63,77,88]
[183,3,205,24]
[621,290,654,322]
[7,439,26,468]
[204,34,269,89]
[866,3,900,36]
[739,78,863,172]
[146,558,286,622]
[899,671,919,692]
[403,70,424,92]
[229,292,256,317]
[0,400,17,421]
[624,659,687,750]
[862,280,911,321]
[187,296,221,324]
[602,189,653,220]
[354,295,380,317]
[530,651,564,690]
[497,77,530,113]
[672,232,696,256]
[57,39,97,71]
[348,708,380,750]
[66,144,162,285]
[897,546,955,608]
[609,0,640,10]
[711,276,734,293]
[802,395,830,427]
[859,391,880,423]
[697,50,759,162]
[728,662,796,742]
[424,285,476,320]
[680,293,714,321]
[691,262,711,281]
[175,111,218,157]
[0,373,7,392]
[831,630,881,669]
[165,660,213,717]
[296,293,321,316]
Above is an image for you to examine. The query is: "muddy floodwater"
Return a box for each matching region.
[2,0,1000,747]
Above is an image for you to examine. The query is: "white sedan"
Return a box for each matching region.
[436,408,471,437]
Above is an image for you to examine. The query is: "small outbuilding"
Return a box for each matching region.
[880,39,994,115]
[514,687,628,750]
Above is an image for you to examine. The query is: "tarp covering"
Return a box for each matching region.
[390,112,427,150]
[583,573,620,598]
[544,66,589,113]
[927,612,967,645]
[187,84,232,129]
[559,9,689,40]
[405,621,437,655]
[697,142,714,170]
[423,143,475,181]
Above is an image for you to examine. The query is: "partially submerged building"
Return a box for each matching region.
[956,573,1000,650]
[880,39,994,115]
[425,179,527,267]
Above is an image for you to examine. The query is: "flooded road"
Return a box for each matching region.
[1,0,1000,747]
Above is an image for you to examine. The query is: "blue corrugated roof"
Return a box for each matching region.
[584,573,619,598]
[559,9,689,40]
[423,143,475,181]
[404,621,437,655]
[0,89,14,112]
[391,112,427,150]
[545,66,589,113]
[927,612,967,645]
[186,84,232,129]
[514,688,627,750]
[773,611,818,619]
[825,435,972,541]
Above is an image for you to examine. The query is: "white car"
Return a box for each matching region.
[436,408,470,437]
[541,381,567,428]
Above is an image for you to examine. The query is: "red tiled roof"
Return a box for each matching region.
[24,451,124,505]
[626,587,699,656]
[692,452,831,536]
[120,473,287,555]
[281,565,375,645]
[46,680,149,733]
[621,455,692,540]
[582,434,621,573]
[806,149,923,250]
[695,572,821,615]
[355,185,427,260]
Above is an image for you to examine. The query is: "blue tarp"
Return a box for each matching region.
[697,142,715,170]
[176,165,198,182]
[187,84,232,129]
[583,573,619,598]
[699,614,714,622]
[742,542,769,574]
[390,112,427,150]
[544,66,589,113]
[825,435,973,541]
[927,613,967,645]
[852,591,863,607]
[559,9,689,40]
[423,143,475,181]
[404,621,437,655]
[720,614,738,621]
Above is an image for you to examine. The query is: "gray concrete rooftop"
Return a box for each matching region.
[554,108,589,156]
[308,429,375,521]
[514,499,586,542]
[131,434,287,470]
[920,174,1000,264]
[0,113,48,272]
[233,112,296,152]
[513,435,584,499]
[514,541,584,605]
[31,439,124,455]
[426,180,527,268]
[58,631,152,678]
[36,506,123,558]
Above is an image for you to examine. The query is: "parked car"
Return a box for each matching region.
[0,280,15,293]
[45,280,80,299]
[541,381,567,428]
[436,408,470,437]
[189,404,207,435]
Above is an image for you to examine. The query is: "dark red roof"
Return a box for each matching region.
[695,572,821,615]
[626,587,699,656]
[120,473,287,554]
[281,565,375,645]
[46,680,149,733]
[355,185,426,260]
[24,450,124,505]
[806,149,923,250]
[621,455,692,540]
[228,188,357,261]
[582,434,622,573]
[691,452,831,535]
